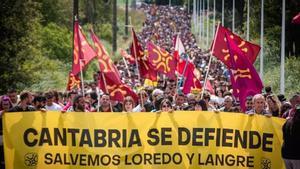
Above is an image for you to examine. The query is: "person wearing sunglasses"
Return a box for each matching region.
[159,99,173,112]
[266,94,281,117]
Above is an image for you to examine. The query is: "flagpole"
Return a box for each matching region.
[280,0,285,94]
[260,0,264,80]
[122,57,132,78]
[202,0,205,47]
[232,0,235,33]
[193,0,196,28]
[199,0,202,42]
[206,0,209,48]
[201,54,213,99]
[195,0,198,37]
[213,0,216,39]
[129,20,142,83]
[96,86,100,112]
[246,0,250,41]
[101,72,114,112]
[128,17,144,109]
[199,0,202,41]
[79,59,85,96]
[201,23,220,99]
[221,0,224,26]
[188,0,190,13]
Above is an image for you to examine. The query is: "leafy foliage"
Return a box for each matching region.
[41,23,72,62]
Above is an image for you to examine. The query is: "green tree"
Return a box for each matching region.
[41,23,72,63]
[0,0,43,94]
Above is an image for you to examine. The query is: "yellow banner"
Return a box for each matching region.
[3,111,285,169]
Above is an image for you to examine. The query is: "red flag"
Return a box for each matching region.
[90,30,121,84]
[204,80,215,95]
[66,72,81,91]
[211,24,261,69]
[147,41,176,79]
[130,29,157,81]
[120,49,135,64]
[177,59,194,77]
[98,73,138,102]
[292,12,300,24]
[72,21,97,75]
[182,65,202,94]
[130,28,144,59]
[173,34,185,62]
[225,32,263,111]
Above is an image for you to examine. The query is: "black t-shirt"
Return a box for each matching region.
[281,119,300,159]
[9,105,36,112]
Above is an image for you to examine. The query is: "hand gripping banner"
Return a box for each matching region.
[3,111,285,169]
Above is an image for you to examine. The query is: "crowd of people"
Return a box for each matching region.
[0,3,300,168]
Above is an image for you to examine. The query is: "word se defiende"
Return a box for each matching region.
[24,127,274,152]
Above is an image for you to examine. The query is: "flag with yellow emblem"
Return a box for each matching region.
[98,73,138,102]
[130,29,157,81]
[225,32,263,111]
[66,72,81,91]
[147,41,176,79]
[211,24,261,69]
[72,21,97,75]
[90,29,121,84]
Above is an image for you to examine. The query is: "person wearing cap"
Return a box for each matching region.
[281,105,300,168]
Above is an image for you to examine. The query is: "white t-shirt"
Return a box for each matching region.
[45,102,62,111]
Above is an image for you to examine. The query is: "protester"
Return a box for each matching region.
[0,96,13,113]
[7,89,18,107]
[98,94,119,112]
[266,94,281,117]
[45,92,62,111]
[245,96,253,112]
[218,95,234,112]
[202,92,216,111]
[62,91,77,112]
[194,99,208,111]
[9,92,36,112]
[123,96,135,112]
[282,94,300,119]
[174,93,186,110]
[246,94,270,116]
[282,106,300,168]
[71,95,87,112]
[160,99,173,112]
[133,90,154,112]
[32,95,46,111]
